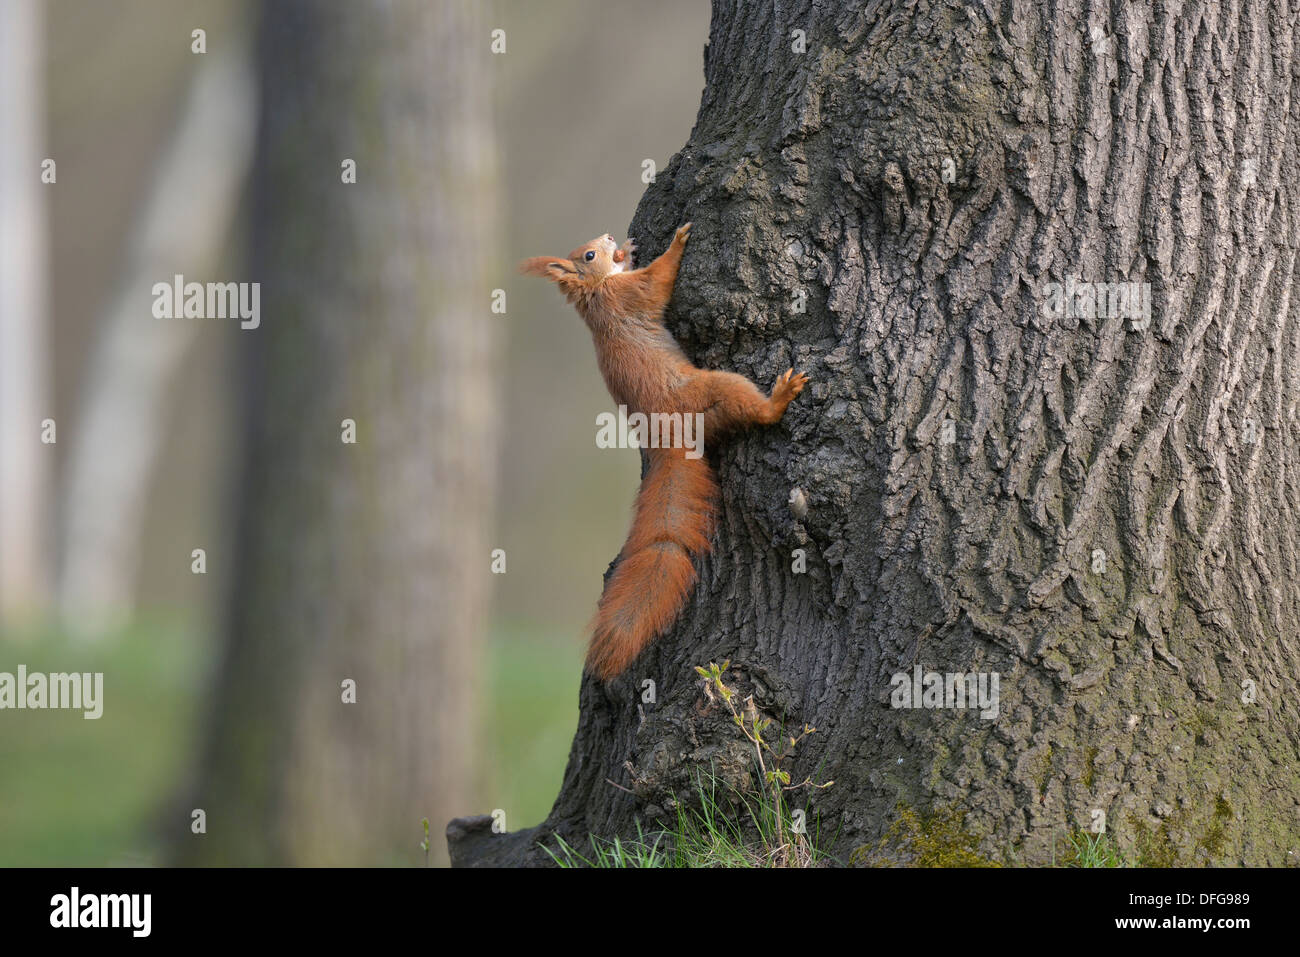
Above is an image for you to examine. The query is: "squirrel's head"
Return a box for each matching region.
[520,233,628,287]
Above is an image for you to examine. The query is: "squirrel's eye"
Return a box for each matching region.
[584,250,596,261]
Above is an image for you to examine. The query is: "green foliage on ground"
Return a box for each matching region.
[542,763,837,868]
[0,621,579,865]
[0,622,205,865]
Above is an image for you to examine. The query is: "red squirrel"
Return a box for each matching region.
[521,223,809,681]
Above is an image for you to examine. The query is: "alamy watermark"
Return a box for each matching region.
[596,406,705,459]
[1041,277,1151,330]
[152,274,260,329]
[890,665,999,719]
[0,666,103,719]
[50,887,150,937]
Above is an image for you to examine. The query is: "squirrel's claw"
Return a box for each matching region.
[774,368,810,402]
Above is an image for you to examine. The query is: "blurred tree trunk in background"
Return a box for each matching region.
[450,0,1300,866]
[57,44,254,639]
[0,0,50,626]
[183,0,498,866]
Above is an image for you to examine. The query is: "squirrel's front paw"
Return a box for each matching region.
[773,368,810,404]
[673,222,692,247]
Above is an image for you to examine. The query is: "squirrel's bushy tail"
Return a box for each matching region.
[587,447,718,682]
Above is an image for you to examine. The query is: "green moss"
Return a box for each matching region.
[1201,797,1233,857]
[1186,706,1223,745]
[852,803,1000,868]
[1037,743,1054,797]
[1082,746,1099,790]
[1129,814,1180,867]
[925,742,951,791]
[1129,796,1235,866]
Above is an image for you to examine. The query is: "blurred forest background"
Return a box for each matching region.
[0,0,708,865]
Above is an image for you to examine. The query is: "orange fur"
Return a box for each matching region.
[521,224,810,681]
[587,448,717,681]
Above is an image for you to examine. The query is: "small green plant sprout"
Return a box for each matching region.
[419,817,430,867]
[695,660,833,866]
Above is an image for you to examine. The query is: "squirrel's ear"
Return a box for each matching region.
[519,257,576,280]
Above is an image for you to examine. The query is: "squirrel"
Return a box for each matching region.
[521,223,809,682]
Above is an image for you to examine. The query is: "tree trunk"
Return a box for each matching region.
[0,0,50,625]
[450,0,1299,866]
[182,0,498,866]
[57,43,254,639]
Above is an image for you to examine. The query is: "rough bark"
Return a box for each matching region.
[181,0,498,866]
[450,0,1300,866]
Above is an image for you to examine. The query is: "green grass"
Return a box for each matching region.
[541,764,837,868]
[479,622,582,830]
[544,820,671,868]
[0,619,581,866]
[1056,830,1131,867]
[0,620,206,866]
